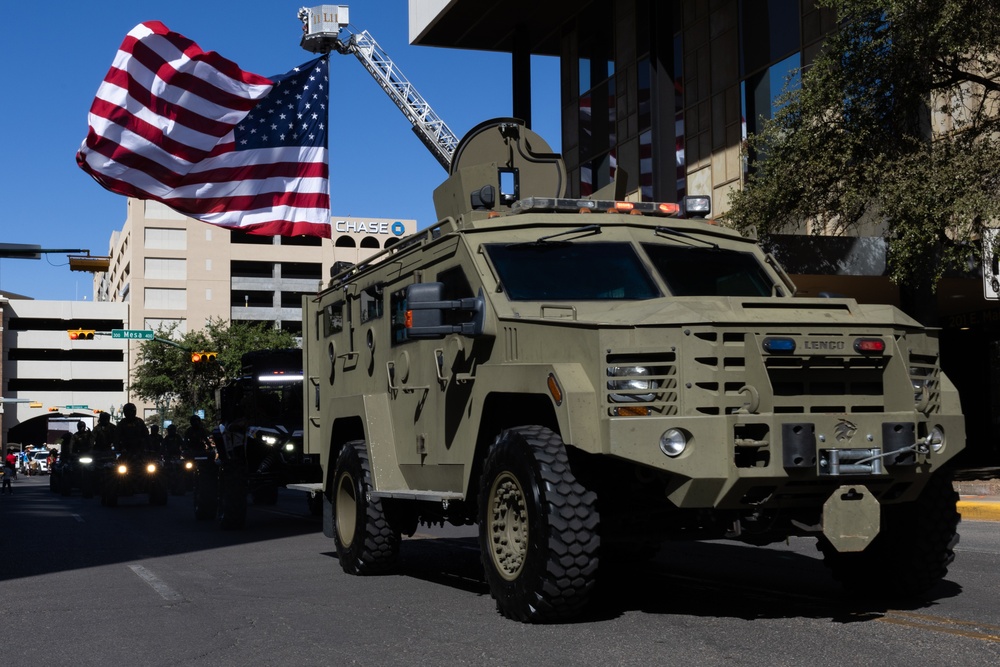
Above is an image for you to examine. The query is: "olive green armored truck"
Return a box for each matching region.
[301,118,964,623]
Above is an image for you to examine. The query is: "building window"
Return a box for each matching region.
[144,201,187,220]
[740,0,801,77]
[144,287,187,310]
[281,262,322,280]
[144,257,187,280]
[741,51,802,173]
[360,237,381,249]
[144,227,186,250]
[145,318,186,335]
[335,235,357,248]
[231,230,274,245]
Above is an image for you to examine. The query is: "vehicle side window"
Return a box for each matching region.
[323,301,344,337]
[360,285,384,323]
[390,288,409,345]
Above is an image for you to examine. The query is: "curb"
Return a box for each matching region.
[957,499,1000,522]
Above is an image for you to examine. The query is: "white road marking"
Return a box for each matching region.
[71,514,84,522]
[127,564,184,602]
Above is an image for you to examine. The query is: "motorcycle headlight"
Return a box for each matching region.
[607,366,658,402]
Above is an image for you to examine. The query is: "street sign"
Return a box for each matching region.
[63,405,89,410]
[111,329,155,340]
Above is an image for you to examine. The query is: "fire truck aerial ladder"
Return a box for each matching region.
[299,4,460,171]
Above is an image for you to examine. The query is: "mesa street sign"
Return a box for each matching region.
[111,329,154,340]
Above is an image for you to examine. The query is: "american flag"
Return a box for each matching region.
[77,21,331,238]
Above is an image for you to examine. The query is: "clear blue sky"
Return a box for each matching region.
[0,0,559,302]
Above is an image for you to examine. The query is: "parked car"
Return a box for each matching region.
[30,450,50,474]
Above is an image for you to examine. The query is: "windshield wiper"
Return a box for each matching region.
[654,226,718,249]
[510,224,602,248]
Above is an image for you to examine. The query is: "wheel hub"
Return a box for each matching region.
[489,471,528,580]
[336,471,357,547]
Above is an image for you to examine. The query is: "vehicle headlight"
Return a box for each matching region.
[284,443,295,452]
[117,464,128,475]
[659,428,689,457]
[909,366,933,404]
[261,434,279,446]
[79,457,93,464]
[607,366,658,402]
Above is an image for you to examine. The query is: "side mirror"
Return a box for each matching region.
[404,282,486,340]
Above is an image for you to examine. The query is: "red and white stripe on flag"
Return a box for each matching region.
[77,21,332,238]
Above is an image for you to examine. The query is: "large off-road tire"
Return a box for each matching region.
[149,482,169,506]
[333,440,399,575]
[194,465,219,520]
[818,472,960,597]
[218,465,248,530]
[81,473,95,499]
[101,486,118,508]
[60,473,73,497]
[251,485,279,505]
[477,426,600,623]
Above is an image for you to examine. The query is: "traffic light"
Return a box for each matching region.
[68,329,96,340]
[191,351,218,363]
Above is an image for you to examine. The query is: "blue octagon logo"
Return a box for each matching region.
[391,221,405,236]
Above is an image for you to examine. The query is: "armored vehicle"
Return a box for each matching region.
[301,118,964,623]
[195,349,323,529]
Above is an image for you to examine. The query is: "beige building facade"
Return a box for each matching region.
[99,198,415,336]
[97,198,415,417]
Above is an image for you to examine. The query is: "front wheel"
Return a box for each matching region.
[333,441,399,574]
[477,426,600,623]
[819,472,960,597]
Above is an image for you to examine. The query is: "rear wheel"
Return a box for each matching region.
[251,485,279,505]
[194,463,219,520]
[477,426,600,623]
[333,441,399,574]
[819,472,960,597]
[218,464,247,529]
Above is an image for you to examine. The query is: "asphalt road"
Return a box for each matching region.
[2,474,999,667]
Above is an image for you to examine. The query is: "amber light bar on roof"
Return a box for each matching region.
[510,197,681,216]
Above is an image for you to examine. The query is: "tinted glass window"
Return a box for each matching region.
[485,242,660,301]
[642,244,774,297]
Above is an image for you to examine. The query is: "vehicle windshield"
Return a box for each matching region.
[641,244,775,297]
[255,380,304,427]
[484,242,660,301]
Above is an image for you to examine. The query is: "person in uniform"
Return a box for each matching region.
[116,403,149,457]
[92,412,116,452]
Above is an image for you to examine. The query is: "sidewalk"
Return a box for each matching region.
[953,468,1000,522]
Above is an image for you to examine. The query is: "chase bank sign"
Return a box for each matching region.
[334,219,408,236]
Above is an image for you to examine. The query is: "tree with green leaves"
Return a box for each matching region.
[726,0,1000,324]
[130,318,297,427]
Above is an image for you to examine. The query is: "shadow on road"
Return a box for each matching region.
[0,477,321,583]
